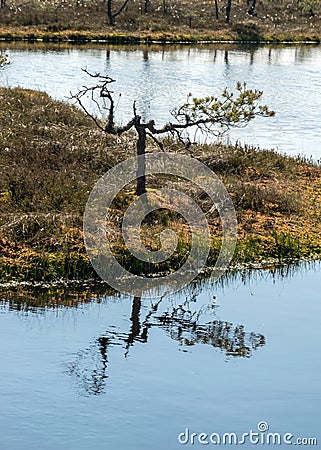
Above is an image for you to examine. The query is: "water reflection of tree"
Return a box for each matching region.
[4,262,315,397]
[65,292,266,396]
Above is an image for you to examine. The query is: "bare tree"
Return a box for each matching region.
[214,0,219,20]
[247,0,257,16]
[225,0,232,23]
[144,0,151,13]
[72,70,274,196]
[0,0,6,9]
[106,0,131,25]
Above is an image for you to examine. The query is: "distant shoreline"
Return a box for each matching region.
[0,27,320,45]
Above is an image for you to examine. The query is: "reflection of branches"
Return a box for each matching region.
[66,293,266,396]
[66,337,110,396]
[156,311,265,358]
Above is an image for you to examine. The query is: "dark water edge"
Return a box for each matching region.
[0,259,317,309]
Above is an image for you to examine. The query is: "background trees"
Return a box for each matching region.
[247,0,257,16]
[214,0,219,19]
[144,0,151,13]
[105,0,132,25]
[225,0,232,23]
[0,1,320,29]
[226,0,258,23]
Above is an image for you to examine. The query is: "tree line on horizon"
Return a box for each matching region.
[0,0,320,26]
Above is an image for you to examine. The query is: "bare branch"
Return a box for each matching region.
[70,69,135,134]
[133,101,138,118]
[70,90,105,132]
[81,68,116,85]
[113,0,131,19]
[146,132,164,151]
[113,117,138,135]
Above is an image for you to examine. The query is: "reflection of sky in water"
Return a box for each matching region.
[2,44,321,159]
[0,262,320,449]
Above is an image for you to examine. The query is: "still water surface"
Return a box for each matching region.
[1,43,321,159]
[0,263,320,449]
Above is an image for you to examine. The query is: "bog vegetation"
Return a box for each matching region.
[0,0,321,42]
[1,88,321,281]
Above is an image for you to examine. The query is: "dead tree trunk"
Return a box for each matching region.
[106,0,131,25]
[247,0,257,15]
[144,0,151,13]
[107,0,113,23]
[163,0,167,14]
[225,0,232,23]
[214,0,219,20]
[135,125,147,196]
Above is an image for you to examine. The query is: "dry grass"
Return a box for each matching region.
[0,0,321,42]
[1,87,321,281]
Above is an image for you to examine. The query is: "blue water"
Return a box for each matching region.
[1,43,321,160]
[0,263,320,449]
